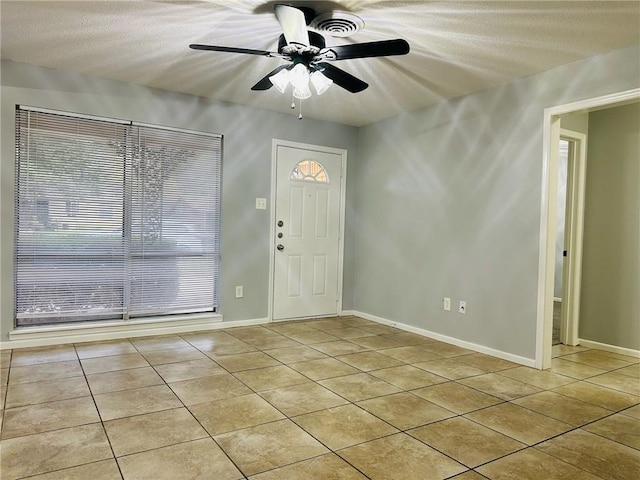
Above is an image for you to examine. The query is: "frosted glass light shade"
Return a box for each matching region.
[293,84,312,99]
[310,70,332,95]
[269,68,290,93]
[289,63,310,89]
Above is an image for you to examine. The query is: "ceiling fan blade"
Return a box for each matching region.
[190,44,274,57]
[251,64,290,91]
[326,39,410,60]
[274,4,309,47]
[314,63,368,93]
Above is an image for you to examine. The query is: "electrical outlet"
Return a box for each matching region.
[235,285,243,298]
[443,297,451,311]
[255,198,267,210]
[458,300,466,314]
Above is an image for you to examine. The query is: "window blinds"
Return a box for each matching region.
[14,107,222,326]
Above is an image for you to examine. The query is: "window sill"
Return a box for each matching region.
[5,313,223,349]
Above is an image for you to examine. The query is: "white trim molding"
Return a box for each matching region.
[579,339,640,359]
[1,315,270,350]
[349,310,536,368]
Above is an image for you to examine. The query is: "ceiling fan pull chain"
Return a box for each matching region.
[290,93,296,110]
[298,99,303,120]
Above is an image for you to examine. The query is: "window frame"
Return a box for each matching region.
[14,105,223,327]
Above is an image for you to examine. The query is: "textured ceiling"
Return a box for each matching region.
[1,1,639,126]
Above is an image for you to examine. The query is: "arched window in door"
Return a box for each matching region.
[290,159,329,183]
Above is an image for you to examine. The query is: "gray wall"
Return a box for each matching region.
[561,112,590,134]
[579,103,639,350]
[352,44,640,360]
[0,60,359,341]
[2,43,639,360]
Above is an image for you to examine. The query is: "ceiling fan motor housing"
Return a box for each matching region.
[278,31,326,53]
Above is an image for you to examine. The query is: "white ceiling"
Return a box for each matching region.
[1,1,639,126]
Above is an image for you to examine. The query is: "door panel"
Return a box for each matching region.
[289,187,304,237]
[273,145,343,320]
[313,255,328,296]
[315,190,330,237]
[287,255,302,298]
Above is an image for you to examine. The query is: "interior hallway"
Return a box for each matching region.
[1,316,638,479]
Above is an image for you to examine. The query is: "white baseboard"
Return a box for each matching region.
[350,310,536,368]
[1,315,268,350]
[271,314,339,323]
[1,307,542,369]
[579,338,640,359]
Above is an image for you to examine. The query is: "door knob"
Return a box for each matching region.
[277,244,284,251]
[277,220,284,227]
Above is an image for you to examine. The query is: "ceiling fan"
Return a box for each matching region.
[189,4,410,97]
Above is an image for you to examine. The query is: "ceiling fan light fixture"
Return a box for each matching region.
[191,4,411,118]
[310,70,332,95]
[269,68,290,93]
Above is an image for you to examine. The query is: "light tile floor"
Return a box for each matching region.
[1,316,638,479]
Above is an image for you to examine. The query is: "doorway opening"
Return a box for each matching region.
[536,87,640,369]
[553,130,586,349]
[552,138,570,346]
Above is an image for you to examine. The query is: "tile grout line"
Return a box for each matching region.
[2,327,637,479]
[0,350,11,440]
[174,330,362,479]
[75,343,126,480]
[86,337,250,478]
[181,330,459,478]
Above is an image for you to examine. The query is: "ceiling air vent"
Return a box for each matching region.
[310,12,364,38]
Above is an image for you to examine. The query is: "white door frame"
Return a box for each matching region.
[267,139,348,322]
[558,129,587,347]
[535,87,640,369]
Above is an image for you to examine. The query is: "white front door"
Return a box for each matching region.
[272,142,344,320]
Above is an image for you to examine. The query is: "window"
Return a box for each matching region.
[14,106,222,326]
[290,160,329,183]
